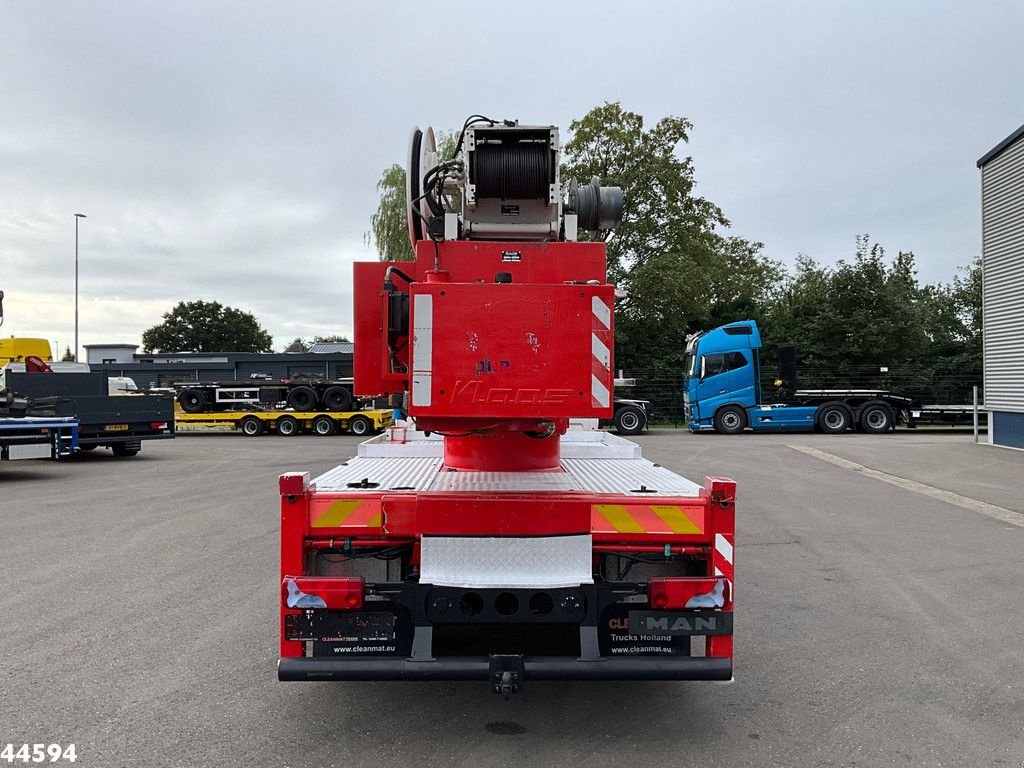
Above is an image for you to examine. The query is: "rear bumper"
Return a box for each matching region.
[278,655,732,682]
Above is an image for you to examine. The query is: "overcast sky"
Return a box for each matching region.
[2,1,1020,356]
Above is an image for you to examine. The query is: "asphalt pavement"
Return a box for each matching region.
[2,429,1022,768]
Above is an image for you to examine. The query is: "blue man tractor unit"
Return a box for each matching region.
[683,320,951,435]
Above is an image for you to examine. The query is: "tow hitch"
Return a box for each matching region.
[490,655,525,698]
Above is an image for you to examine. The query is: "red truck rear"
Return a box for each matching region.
[277,119,735,692]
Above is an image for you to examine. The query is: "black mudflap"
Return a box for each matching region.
[598,604,690,657]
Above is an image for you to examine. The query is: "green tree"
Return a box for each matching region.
[368,164,413,262]
[142,300,273,353]
[282,337,307,353]
[561,102,783,379]
[313,334,351,343]
[762,237,981,403]
[367,132,458,262]
[61,345,75,362]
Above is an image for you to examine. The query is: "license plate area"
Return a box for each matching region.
[287,610,410,657]
[104,424,129,432]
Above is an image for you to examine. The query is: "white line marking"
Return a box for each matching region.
[411,294,433,407]
[591,374,610,408]
[788,444,1024,528]
[591,333,610,369]
[715,533,734,564]
[592,295,611,329]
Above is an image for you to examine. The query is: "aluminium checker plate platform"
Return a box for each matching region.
[311,429,702,498]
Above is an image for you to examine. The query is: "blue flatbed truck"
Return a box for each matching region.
[683,320,978,434]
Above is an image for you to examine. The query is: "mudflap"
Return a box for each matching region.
[599,604,690,657]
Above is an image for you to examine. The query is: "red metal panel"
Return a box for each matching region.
[382,493,592,537]
[704,476,735,661]
[353,261,415,397]
[415,240,606,284]
[407,282,614,419]
[279,473,310,658]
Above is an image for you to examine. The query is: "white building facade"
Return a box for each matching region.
[978,124,1024,449]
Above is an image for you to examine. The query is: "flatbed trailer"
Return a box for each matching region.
[176,408,392,437]
[911,404,987,427]
[0,416,79,462]
[175,378,362,414]
[278,429,735,684]
[3,366,174,456]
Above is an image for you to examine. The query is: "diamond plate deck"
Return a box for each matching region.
[312,456,442,492]
[429,470,580,493]
[561,458,702,497]
[358,427,641,459]
[324,431,699,497]
[419,534,594,588]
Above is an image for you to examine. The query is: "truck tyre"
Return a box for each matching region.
[240,416,263,437]
[860,402,893,434]
[178,388,207,413]
[287,386,318,412]
[322,386,352,412]
[111,444,139,457]
[312,415,336,436]
[276,415,300,436]
[614,405,646,435]
[817,403,852,434]
[348,415,373,436]
[713,405,747,435]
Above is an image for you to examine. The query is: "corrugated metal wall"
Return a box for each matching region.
[981,137,1024,413]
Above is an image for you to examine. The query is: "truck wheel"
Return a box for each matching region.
[322,386,352,412]
[714,405,747,435]
[818,403,852,434]
[348,415,372,436]
[614,405,646,435]
[240,416,263,437]
[111,444,139,457]
[178,388,207,413]
[276,415,300,436]
[860,403,893,434]
[287,386,318,412]
[312,415,336,436]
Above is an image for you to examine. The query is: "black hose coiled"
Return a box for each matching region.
[473,142,550,200]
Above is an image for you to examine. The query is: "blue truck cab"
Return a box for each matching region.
[684,320,910,434]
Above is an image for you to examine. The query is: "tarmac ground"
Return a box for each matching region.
[2,429,1022,767]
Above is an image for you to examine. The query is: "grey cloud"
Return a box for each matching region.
[1,0,1020,352]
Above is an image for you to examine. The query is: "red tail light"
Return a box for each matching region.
[282,577,364,610]
[150,422,168,430]
[648,577,730,610]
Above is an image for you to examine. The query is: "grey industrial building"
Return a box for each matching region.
[84,343,354,388]
[978,123,1024,449]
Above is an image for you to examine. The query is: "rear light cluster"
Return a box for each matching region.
[282,577,364,610]
[150,422,168,430]
[648,577,730,610]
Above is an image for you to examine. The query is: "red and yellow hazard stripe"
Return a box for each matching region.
[309,497,382,530]
[591,503,704,535]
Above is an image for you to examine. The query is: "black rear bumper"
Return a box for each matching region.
[278,655,732,682]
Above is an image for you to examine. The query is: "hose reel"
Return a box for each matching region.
[405,116,624,245]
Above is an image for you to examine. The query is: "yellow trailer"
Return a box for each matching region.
[174,408,393,437]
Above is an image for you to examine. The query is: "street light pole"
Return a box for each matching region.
[74,213,87,362]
